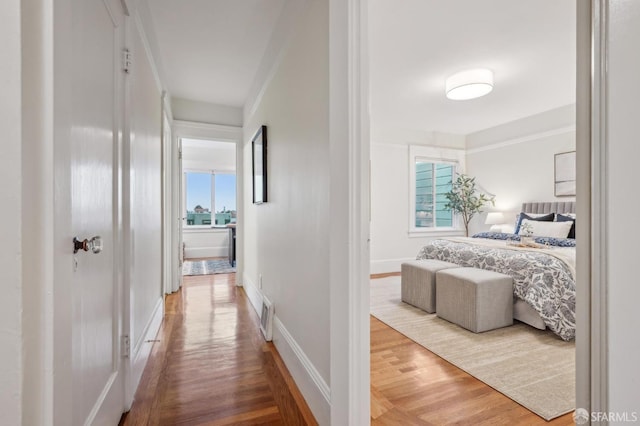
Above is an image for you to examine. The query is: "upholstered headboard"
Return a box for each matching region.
[521,201,576,215]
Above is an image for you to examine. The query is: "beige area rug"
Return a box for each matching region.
[370,276,575,421]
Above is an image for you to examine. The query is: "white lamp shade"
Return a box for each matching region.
[446,69,494,100]
[485,212,505,225]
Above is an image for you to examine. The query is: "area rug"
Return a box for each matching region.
[182,259,236,276]
[370,276,575,421]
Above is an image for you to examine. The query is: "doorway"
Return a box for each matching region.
[170,121,244,286]
[364,0,592,423]
[181,138,238,277]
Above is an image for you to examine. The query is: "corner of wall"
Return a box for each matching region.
[242,0,308,123]
[272,318,331,425]
[242,272,330,424]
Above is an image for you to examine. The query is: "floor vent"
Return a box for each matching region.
[260,296,274,341]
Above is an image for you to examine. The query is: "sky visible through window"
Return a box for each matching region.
[215,174,236,212]
[186,173,236,212]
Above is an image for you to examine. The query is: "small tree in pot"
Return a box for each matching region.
[444,174,495,237]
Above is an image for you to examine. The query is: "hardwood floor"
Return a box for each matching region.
[122,269,573,425]
[370,276,574,426]
[120,272,317,425]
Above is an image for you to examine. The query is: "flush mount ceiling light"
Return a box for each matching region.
[445,69,494,100]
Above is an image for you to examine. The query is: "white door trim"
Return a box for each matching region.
[587,0,609,416]
[575,0,609,419]
[330,0,371,423]
[352,0,606,423]
[171,120,243,285]
[19,0,56,423]
[161,92,174,295]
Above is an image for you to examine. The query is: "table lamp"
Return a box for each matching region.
[485,212,505,232]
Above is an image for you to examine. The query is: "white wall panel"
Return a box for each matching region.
[129,23,163,349]
[183,230,229,259]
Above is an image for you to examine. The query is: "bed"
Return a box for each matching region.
[416,202,576,341]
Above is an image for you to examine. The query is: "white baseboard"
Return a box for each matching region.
[125,297,164,410]
[272,317,330,426]
[241,273,263,316]
[184,246,226,259]
[241,272,330,424]
[370,257,414,274]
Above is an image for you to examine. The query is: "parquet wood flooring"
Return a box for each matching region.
[120,268,575,425]
[370,316,574,425]
[120,272,316,426]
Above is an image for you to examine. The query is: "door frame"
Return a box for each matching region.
[578,0,609,416]
[161,92,175,295]
[329,0,371,423]
[171,120,243,284]
[346,0,608,421]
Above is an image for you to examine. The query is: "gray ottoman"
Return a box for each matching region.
[436,267,513,333]
[401,259,459,313]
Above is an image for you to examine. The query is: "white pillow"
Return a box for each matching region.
[518,219,573,238]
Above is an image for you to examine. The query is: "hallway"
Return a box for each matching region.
[121,273,316,425]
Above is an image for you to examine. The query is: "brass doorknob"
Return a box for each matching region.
[73,236,103,254]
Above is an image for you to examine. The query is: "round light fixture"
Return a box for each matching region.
[445,69,494,100]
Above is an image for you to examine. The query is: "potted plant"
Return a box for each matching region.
[444,174,495,237]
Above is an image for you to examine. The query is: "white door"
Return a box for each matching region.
[70,0,125,424]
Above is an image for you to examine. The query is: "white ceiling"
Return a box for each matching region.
[145,0,575,131]
[147,0,286,107]
[369,0,576,136]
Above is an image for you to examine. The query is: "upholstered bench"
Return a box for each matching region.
[435,267,513,333]
[401,259,459,313]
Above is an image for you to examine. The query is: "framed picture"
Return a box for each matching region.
[554,151,576,197]
[252,125,268,204]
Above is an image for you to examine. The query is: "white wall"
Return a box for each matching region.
[183,230,230,258]
[369,140,465,274]
[243,0,330,422]
[0,0,23,422]
[128,18,163,377]
[369,132,465,273]
[466,105,576,235]
[172,97,243,127]
[370,106,576,273]
[606,1,640,417]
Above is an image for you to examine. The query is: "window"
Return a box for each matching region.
[415,162,454,228]
[184,171,236,228]
[214,174,236,225]
[409,145,465,234]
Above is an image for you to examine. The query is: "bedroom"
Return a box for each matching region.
[369,0,578,423]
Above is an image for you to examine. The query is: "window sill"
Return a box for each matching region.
[408,228,466,238]
[183,226,230,234]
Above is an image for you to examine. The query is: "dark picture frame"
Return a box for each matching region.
[252,125,268,204]
[554,151,576,197]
